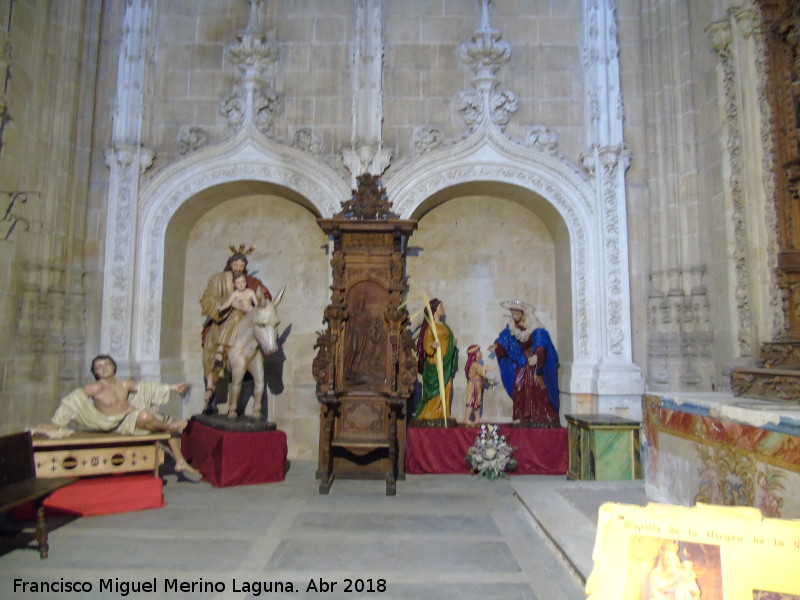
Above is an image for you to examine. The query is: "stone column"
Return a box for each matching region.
[581,0,643,412]
[640,0,713,390]
[100,0,155,367]
[707,5,781,357]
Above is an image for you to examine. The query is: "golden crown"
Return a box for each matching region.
[229,243,255,256]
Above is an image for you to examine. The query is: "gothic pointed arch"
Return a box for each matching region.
[106,132,350,371]
[385,124,641,402]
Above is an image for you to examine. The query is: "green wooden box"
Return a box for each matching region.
[566,414,642,480]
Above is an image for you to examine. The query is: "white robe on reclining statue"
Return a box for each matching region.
[51,381,173,435]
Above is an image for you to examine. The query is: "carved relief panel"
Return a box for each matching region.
[343,281,390,391]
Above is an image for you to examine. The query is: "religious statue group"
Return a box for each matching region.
[41,242,561,487]
[192,247,562,429]
[413,297,561,427]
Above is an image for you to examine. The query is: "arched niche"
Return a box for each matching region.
[408,180,571,353]
[160,180,324,365]
[385,126,643,415]
[404,183,572,421]
[172,188,330,420]
[123,134,350,379]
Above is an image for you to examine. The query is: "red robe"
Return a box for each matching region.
[495,338,558,424]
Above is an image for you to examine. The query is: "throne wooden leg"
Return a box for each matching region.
[319,404,336,494]
[385,403,399,496]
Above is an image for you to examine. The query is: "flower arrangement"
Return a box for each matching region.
[466,424,517,479]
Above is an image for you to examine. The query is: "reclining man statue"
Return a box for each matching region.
[48,354,200,477]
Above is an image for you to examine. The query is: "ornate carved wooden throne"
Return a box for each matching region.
[313,174,417,495]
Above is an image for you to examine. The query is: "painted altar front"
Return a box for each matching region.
[643,393,800,519]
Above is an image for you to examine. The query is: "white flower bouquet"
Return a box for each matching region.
[466,424,517,479]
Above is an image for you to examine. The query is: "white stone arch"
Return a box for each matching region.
[385,126,642,409]
[109,133,350,376]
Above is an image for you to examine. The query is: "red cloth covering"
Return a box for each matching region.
[405,425,567,475]
[12,474,164,518]
[181,421,288,487]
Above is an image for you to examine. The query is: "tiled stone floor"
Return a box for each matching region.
[0,461,647,600]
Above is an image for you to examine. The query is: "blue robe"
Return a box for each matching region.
[495,325,560,419]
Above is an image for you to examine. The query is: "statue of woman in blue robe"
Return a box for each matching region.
[491,301,559,425]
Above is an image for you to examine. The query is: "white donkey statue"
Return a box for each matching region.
[226,287,285,419]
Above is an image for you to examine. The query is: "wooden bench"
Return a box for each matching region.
[32,431,171,478]
[0,432,74,558]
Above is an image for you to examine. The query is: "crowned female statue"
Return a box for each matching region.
[490,300,560,425]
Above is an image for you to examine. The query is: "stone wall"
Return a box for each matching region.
[147,0,355,166]
[140,1,589,177]
[636,0,782,392]
[0,0,102,432]
[383,1,585,162]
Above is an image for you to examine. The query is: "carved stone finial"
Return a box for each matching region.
[245,0,262,32]
[453,0,518,131]
[227,0,276,76]
[456,0,511,86]
[221,0,282,135]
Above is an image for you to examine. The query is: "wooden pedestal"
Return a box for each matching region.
[566,414,642,481]
[32,432,170,478]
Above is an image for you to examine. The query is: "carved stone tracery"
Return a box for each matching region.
[104,0,645,415]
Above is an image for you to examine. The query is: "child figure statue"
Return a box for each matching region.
[463,345,494,425]
[212,272,259,374]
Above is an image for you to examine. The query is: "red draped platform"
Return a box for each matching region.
[13,474,164,518]
[181,421,288,487]
[405,425,568,475]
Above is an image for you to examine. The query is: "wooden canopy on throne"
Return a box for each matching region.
[313,175,417,495]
